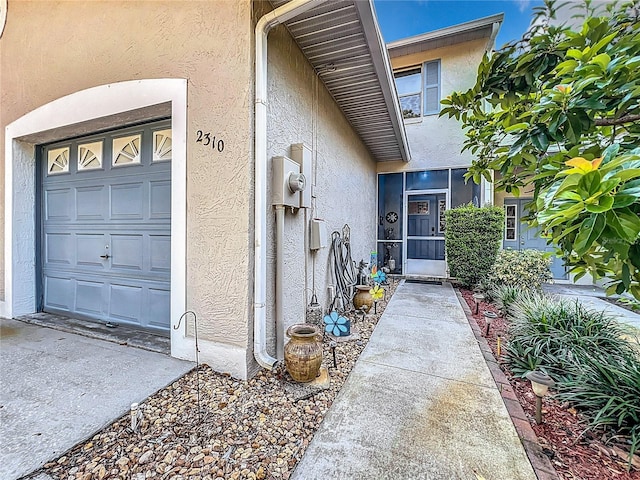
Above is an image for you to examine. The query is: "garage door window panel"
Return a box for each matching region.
[47,147,70,175]
[153,129,172,162]
[78,141,103,171]
[112,134,142,166]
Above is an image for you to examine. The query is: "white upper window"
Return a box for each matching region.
[394,60,441,119]
[395,68,422,119]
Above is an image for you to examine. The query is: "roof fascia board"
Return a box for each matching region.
[354,0,410,162]
[387,13,504,51]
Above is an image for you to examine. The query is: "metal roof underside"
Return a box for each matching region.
[271,0,409,162]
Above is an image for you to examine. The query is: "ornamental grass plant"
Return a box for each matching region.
[489,284,522,318]
[505,292,640,461]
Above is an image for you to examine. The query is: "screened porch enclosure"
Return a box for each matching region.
[377,168,481,277]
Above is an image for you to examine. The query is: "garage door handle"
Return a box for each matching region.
[100,254,111,259]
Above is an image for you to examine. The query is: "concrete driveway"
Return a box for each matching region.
[0,318,193,480]
[544,283,640,331]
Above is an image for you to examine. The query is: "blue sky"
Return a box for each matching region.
[373,0,544,49]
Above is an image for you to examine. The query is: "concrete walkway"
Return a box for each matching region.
[0,318,193,480]
[292,281,536,480]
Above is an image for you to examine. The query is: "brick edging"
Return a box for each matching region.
[454,290,561,480]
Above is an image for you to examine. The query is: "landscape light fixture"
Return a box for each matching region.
[472,293,485,314]
[483,311,498,336]
[525,370,555,424]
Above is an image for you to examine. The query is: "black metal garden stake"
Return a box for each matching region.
[174,311,201,424]
[330,341,337,368]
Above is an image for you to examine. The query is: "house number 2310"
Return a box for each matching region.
[195,130,225,152]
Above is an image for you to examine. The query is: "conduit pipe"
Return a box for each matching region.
[253,0,328,369]
[274,205,286,359]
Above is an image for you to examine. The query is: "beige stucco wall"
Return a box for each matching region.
[2,0,380,377]
[378,38,488,174]
[1,0,256,374]
[261,15,377,366]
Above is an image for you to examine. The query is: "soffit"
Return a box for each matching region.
[270,0,410,162]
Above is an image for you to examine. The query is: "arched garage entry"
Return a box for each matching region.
[3,79,188,353]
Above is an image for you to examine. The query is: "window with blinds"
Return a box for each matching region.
[394,68,422,119]
[393,59,441,119]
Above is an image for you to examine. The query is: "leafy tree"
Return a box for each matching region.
[441,0,640,298]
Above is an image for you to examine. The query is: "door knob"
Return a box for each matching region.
[100,254,111,259]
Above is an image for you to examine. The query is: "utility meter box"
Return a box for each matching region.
[291,143,312,209]
[272,156,305,207]
[310,218,328,250]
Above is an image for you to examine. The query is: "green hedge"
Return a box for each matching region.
[489,249,552,290]
[444,204,504,287]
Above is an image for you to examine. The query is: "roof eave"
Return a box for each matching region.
[271,0,410,163]
[354,0,410,162]
[387,12,505,53]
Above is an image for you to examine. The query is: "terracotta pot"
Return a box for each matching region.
[284,324,323,383]
[353,285,373,311]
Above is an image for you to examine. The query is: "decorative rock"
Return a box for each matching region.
[36,282,399,480]
[138,451,154,465]
[96,465,106,479]
[192,453,205,462]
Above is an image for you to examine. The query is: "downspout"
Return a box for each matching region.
[485,21,500,53]
[253,0,328,369]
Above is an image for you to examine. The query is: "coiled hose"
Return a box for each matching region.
[330,226,357,310]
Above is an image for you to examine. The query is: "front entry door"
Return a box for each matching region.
[504,198,568,279]
[405,191,447,276]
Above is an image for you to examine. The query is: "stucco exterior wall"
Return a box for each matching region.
[1,0,256,376]
[378,38,488,174]
[262,19,377,364]
[3,0,382,377]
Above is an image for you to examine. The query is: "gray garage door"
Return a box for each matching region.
[39,120,172,332]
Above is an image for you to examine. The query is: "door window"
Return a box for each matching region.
[505,204,517,240]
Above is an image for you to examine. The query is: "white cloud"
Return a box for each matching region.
[513,0,531,13]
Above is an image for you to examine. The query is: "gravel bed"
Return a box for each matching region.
[41,281,398,480]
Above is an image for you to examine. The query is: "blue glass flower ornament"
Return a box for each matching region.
[371,269,387,284]
[323,310,350,337]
